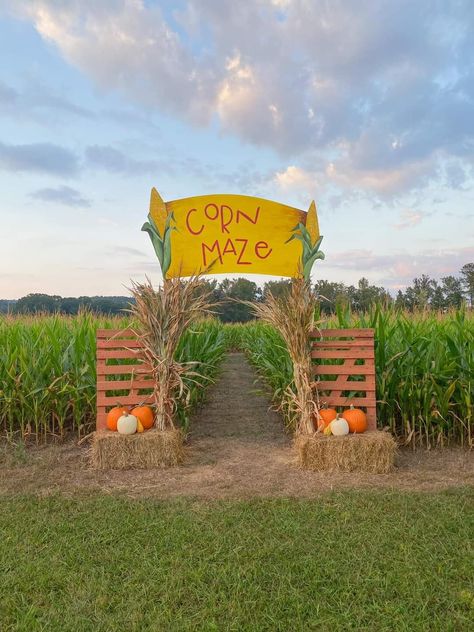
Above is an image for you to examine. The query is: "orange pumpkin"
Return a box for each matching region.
[342,405,367,433]
[131,405,155,430]
[106,406,129,432]
[314,407,337,430]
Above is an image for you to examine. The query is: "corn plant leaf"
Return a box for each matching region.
[141,221,164,265]
[303,249,325,279]
[162,227,173,275]
[310,235,324,253]
[165,211,176,231]
[285,233,309,258]
[298,226,314,252]
[146,213,163,238]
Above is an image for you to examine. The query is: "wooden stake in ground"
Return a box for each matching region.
[249,278,319,435]
[129,277,214,431]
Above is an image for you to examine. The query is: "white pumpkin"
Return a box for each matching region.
[329,416,349,436]
[117,411,138,435]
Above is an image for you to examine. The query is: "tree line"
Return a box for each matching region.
[2,262,473,321]
[0,295,132,316]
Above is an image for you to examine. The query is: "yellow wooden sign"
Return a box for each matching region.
[142,189,324,279]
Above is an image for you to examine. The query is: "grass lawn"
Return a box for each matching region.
[1,490,473,631]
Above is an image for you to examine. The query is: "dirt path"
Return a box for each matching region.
[185,352,292,472]
[1,353,474,499]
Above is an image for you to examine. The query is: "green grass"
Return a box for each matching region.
[1,490,473,631]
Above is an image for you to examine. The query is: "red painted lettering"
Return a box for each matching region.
[204,203,219,221]
[236,206,260,225]
[201,240,222,266]
[236,238,251,265]
[255,241,272,259]
[185,208,204,235]
[222,238,237,256]
[220,204,233,234]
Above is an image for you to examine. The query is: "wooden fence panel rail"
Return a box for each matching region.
[310,328,377,430]
[96,327,378,431]
[96,329,154,431]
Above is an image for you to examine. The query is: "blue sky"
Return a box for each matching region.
[0,0,473,299]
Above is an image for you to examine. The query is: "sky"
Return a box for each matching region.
[0,0,473,299]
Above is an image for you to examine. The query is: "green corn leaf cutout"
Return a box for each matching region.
[142,209,177,276]
[303,250,325,279]
[286,216,325,280]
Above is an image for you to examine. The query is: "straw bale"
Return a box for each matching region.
[91,428,183,470]
[295,431,397,473]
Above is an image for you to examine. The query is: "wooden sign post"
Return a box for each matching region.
[142,189,324,279]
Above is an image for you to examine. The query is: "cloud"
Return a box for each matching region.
[105,245,144,258]
[30,185,91,207]
[85,145,160,175]
[326,246,474,288]
[0,141,79,176]
[274,161,431,198]
[0,80,18,106]
[0,78,93,121]
[393,209,430,230]
[100,107,160,133]
[31,90,92,119]
[7,0,474,198]
[275,166,320,195]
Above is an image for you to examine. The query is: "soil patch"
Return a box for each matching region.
[1,353,473,499]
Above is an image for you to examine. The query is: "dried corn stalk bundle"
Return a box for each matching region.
[129,277,214,431]
[248,278,319,435]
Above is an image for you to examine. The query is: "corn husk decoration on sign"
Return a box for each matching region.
[141,188,176,277]
[142,189,323,279]
[286,201,325,280]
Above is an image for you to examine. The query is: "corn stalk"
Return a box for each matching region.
[129,277,214,431]
[246,278,319,435]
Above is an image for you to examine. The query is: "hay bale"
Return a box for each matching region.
[90,428,184,470]
[295,431,397,474]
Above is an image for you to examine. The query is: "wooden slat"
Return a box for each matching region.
[312,349,374,359]
[312,340,374,348]
[315,382,375,390]
[97,339,143,349]
[97,364,152,376]
[96,328,153,430]
[96,328,136,338]
[331,358,354,398]
[97,379,154,390]
[366,407,377,430]
[313,364,374,375]
[97,349,141,360]
[97,412,107,430]
[311,328,374,338]
[310,327,377,426]
[314,377,376,390]
[318,396,375,407]
[97,393,154,406]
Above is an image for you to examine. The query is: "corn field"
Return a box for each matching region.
[238,306,474,448]
[0,312,226,439]
[1,307,473,447]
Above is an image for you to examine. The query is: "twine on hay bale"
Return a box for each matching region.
[90,428,184,470]
[295,431,397,474]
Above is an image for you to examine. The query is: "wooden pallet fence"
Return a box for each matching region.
[96,329,154,430]
[311,328,377,430]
